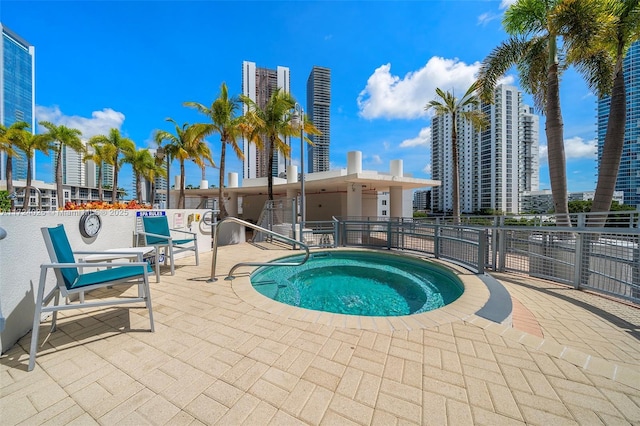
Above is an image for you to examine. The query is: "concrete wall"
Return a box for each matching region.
[0,209,214,353]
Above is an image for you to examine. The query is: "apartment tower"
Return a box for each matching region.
[597,40,640,208]
[241,61,290,180]
[0,23,35,182]
[306,66,331,173]
[431,84,539,214]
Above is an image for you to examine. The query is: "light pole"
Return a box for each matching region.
[155,146,170,209]
[292,103,305,242]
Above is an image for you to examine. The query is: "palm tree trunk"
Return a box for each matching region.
[451,123,461,224]
[136,175,143,202]
[589,57,626,226]
[98,165,104,202]
[112,161,119,203]
[179,160,186,209]
[219,141,228,218]
[545,58,570,226]
[6,154,14,211]
[267,137,274,200]
[23,157,32,211]
[56,146,64,209]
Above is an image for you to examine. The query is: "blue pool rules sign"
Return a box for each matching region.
[135,210,166,234]
[136,211,166,217]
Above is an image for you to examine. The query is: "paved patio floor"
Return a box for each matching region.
[2,243,639,425]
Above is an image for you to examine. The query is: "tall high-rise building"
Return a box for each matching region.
[306,66,330,173]
[0,23,35,182]
[52,142,86,186]
[597,40,640,208]
[431,84,539,214]
[241,61,290,180]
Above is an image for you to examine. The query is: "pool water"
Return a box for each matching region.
[250,251,464,316]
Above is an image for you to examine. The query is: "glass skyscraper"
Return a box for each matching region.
[597,40,640,208]
[1,23,35,182]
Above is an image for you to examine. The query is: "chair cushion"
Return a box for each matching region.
[70,264,153,290]
[48,225,80,288]
[142,216,171,245]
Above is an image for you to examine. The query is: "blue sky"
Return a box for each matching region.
[3,0,599,197]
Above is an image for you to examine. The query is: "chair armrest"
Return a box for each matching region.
[137,230,173,241]
[42,261,149,269]
[73,250,148,256]
[170,228,197,237]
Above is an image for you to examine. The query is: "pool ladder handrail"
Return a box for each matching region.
[208,216,310,282]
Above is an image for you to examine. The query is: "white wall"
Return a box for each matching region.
[0,209,213,353]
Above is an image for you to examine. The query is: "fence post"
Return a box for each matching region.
[573,232,584,289]
[478,230,486,274]
[333,219,339,248]
[498,228,507,272]
[632,244,639,302]
[387,220,392,250]
[434,225,440,259]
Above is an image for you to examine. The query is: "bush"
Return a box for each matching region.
[63,200,151,210]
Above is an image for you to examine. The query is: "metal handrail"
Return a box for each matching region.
[208,216,310,282]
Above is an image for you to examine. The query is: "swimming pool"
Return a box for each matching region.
[250,251,464,316]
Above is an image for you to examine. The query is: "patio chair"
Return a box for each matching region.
[138,215,199,275]
[29,224,154,371]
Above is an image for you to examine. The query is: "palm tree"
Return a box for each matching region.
[185,82,245,219]
[89,128,135,203]
[425,82,487,224]
[477,0,572,226]
[84,139,115,202]
[123,148,155,202]
[553,0,640,223]
[38,122,84,209]
[241,88,320,200]
[154,119,213,209]
[0,121,30,211]
[14,130,51,210]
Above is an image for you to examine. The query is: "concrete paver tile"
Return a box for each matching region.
[445,398,474,426]
[402,359,423,388]
[249,378,289,407]
[464,376,494,411]
[243,400,278,425]
[380,377,422,405]
[329,393,374,425]
[183,394,227,425]
[281,379,315,417]
[471,406,527,426]
[216,392,261,425]
[299,385,333,425]
[203,379,244,407]
[486,382,524,421]
[136,394,181,425]
[355,372,382,407]
[371,409,399,426]
[423,377,468,403]
[268,409,308,425]
[376,392,421,423]
[320,410,360,425]
[97,388,155,425]
[336,367,363,399]
[302,366,340,391]
[520,404,579,425]
[263,366,299,392]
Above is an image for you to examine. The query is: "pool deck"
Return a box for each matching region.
[2,243,639,425]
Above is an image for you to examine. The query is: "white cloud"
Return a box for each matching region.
[565,137,597,159]
[422,164,432,174]
[478,12,499,26]
[383,141,390,150]
[500,0,517,9]
[539,144,548,164]
[36,105,125,139]
[400,127,431,148]
[357,57,482,120]
[370,154,382,165]
[538,137,596,165]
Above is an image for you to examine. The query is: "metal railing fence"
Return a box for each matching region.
[291,216,639,304]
